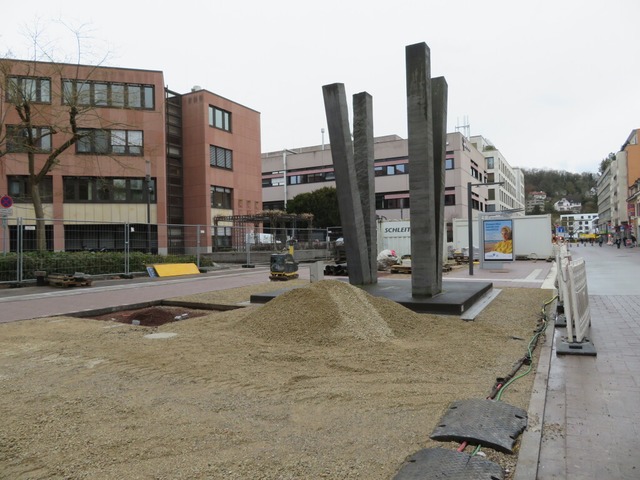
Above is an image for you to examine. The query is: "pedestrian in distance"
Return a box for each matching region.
[598,235,604,247]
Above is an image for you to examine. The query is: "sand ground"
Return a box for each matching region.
[0,279,554,479]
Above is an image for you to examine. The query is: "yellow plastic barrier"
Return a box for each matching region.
[151,263,200,277]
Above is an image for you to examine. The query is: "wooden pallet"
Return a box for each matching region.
[47,274,93,288]
[389,265,412,274]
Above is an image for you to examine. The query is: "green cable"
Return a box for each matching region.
[496,294,557,401]
[472,294,559,456]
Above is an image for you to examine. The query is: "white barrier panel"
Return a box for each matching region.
[554,244,570,305]
[555,248,596,355]
[566,258,591,343]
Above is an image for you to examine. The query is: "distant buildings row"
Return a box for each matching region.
[263,133,526,241]
[2,57,636,254]
[526,128,640,238]
[597,129,640,235]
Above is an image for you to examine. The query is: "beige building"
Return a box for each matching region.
[262,132,522,241]
[597,129,640,236]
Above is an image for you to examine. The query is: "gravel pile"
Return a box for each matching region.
[241,280,398,344]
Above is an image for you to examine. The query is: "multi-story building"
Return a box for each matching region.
[526,191,547,213]
[597,129,639,235]
[469,135,525,214]
[596,168,612,231]
[553,198,582,213]
[560,213,599,236]
[1,59,261,253]
[262,132,522,241]
[622,129,640,237]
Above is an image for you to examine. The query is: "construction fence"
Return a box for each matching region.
[0,217,335,285]
[554,243,596,355]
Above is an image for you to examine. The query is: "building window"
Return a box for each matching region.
[8,175,53,203]
[76,129,144,156]
[209,106,232,132]
[211,185,232,209]
[374,162,409,177]
[486,157,494,169]
[445,194,456,206]
[213,226,232,248]
[6,126,52,153]
[210,145,233,170]
[375,193,410,210]
[62,80,155,109]
[445,158,454,170]
[63,177,155,202]
[6,76,51,103]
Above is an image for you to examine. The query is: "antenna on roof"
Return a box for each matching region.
[455,115,470,139]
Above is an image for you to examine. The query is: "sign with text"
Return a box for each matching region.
[483,219,514,261]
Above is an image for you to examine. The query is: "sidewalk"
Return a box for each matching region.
[518,244,640,479]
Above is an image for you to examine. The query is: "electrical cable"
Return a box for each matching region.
[467,293,558,457]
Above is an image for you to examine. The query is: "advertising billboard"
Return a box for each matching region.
[483,219,514,261]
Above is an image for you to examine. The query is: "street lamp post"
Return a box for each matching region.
[467,181,505,275]
[282,149,298,210]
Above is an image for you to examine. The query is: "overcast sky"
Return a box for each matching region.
[3,0,639,174]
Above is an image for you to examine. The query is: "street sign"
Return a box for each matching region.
[0,195,13,209]
[0,208,12,217]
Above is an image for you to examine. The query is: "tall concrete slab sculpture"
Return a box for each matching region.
[431,76,448,287]
[353,92,378,283]
[406,42,447,297]
[322,83,374,285]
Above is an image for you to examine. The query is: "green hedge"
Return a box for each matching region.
[0,252,216,282]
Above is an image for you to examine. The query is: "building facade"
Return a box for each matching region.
[469,135,525,214]
[622,129,640,237]
[559,213,599,237]
[263,132,522,241]
[1,59,261,253]
[526,191,547,213]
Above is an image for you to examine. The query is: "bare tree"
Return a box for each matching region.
[1,23,120,251]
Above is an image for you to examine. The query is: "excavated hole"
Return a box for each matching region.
[89,305,213,327]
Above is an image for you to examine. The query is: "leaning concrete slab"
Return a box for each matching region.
[322,83,373,285]
[353,91,378,283]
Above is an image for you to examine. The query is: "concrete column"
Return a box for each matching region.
[353,92,377,283]
[322,83,373,285]
[431,76,448,292]
[406,42,438,297]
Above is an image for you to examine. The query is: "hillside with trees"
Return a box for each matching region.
[523,168,598,215]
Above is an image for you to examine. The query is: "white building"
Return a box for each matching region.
[554,198,582,213]
[560,213,599,236]
[469,135,525,214]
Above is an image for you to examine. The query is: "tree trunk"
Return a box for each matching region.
[30,177,47,252]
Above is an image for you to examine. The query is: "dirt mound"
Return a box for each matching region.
[240,279,421,344]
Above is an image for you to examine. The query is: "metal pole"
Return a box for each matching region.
[282,151,287,210]
[146,159,151,253]
[467,182,474,275]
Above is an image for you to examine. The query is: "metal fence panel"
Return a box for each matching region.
[0,217,332,285]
